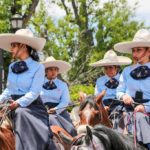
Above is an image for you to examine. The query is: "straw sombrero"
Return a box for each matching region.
[114,29,150,53]
[0,29,46,51]
[41,56,71,73]
[90,50,132,67]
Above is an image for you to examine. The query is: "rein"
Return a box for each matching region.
[47,101,80,111]
[0,104,11,126]
[113,99,150,107]
[71,133,97,150]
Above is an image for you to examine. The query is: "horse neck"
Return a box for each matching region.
[0,127,15,150]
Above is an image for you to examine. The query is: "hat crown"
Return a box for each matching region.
[104,50,117,61]
[15,29,34,38]
[45,56,56,62]
[133,29,150,42]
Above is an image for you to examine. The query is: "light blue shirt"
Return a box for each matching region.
[40,78,70,114]
[95,73,120,101]
[0,57,45,107]
[116,62,150,112]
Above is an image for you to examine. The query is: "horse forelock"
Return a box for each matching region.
[79,97,99,111]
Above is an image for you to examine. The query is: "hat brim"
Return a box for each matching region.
[0,34,46,51]
[90,56,132,67]
[41,60,71,73]
[114,41,150,54]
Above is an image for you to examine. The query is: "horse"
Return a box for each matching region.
[77,91,112,133]
[59,124,147,150]
[0,107,15,150]
[0,104,73,150]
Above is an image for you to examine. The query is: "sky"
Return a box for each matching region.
[134,0,150,26]
[46,0,150,27]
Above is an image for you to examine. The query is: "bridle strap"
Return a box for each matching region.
[71,133,85,146]
[71,133,98,150]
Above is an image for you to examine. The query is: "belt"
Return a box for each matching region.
[103,99,120,106]
[44,102,59,109]
[11,95,43,105]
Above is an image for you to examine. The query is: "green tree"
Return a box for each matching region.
[0,0,40,82]
[42,0,145,84]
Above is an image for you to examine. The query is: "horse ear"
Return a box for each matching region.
[79,91,87,103]
[85,126,93,142]
[96,90,106,104]
[58,131,73,144]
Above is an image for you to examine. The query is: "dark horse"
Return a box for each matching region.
[78,91,112,132]
[59,125,146,150]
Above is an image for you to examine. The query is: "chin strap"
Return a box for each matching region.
[136,49,149,64]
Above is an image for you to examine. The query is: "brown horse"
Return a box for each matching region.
[0,107,15,150]
[78,91,112,129]
[0,106,73,150]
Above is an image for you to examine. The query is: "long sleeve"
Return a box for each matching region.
[16,65,44,107]
[0,88,11,103]
[54,83,70,114]
[116,73,127,100]
[0,65,12,103]
[144,101,150,113]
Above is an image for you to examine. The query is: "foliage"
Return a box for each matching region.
[69,84,94,101]
[0,0,148,85]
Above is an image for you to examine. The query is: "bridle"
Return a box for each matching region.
[71,133,98,150]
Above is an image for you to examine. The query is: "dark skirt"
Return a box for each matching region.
[136,112,150,144]
[45,102,77,136]
[11,95,57,150]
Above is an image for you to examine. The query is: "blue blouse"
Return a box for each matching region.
[40,78,70,114]
[116,62,150,112]
[95,73,120,101]
[0,57,45,107]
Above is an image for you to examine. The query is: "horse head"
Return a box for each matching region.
[78,91,112,129]
[59,125,105,150]
[59,125,147,150]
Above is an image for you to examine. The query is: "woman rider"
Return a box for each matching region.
[115,29,150,149]
[0,29,56,150]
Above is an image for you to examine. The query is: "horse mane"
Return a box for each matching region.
[91,125,144,150]
[0,127,15,150]
[79,95,99,111]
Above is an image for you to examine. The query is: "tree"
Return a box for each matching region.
[0,0,146,86]
[40,0,145,84]
[0,0,40,83]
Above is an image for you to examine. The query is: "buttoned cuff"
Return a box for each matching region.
[144,106,150,113]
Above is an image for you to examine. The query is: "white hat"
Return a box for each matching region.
[41,56,71,73]
[90,50,132,67]
[114,29,150,53]
[0,29,46,52]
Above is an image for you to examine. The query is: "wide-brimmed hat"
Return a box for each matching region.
[41,56,71,73]
[114,29,150,53]
[0,29,46,52]
[90,50,132,67]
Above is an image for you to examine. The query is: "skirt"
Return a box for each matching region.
[11,95,57,150]
[44,102,77,136]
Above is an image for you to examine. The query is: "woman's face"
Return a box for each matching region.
[46,67,59,80]
[103,65,118,78]
[132,47,150,63]
[10,43,27,59]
